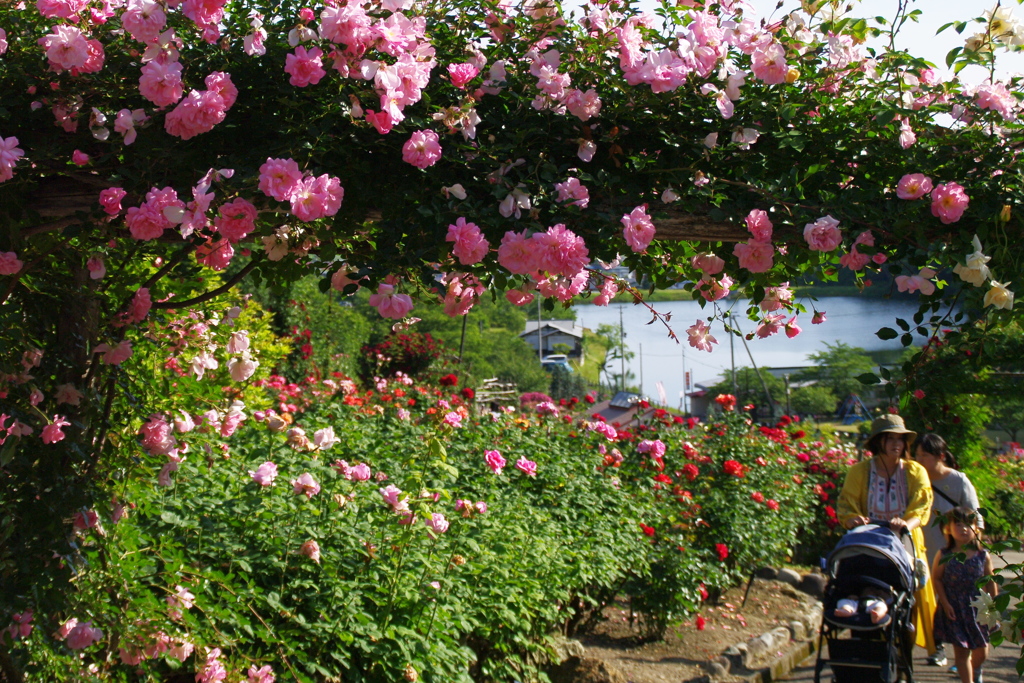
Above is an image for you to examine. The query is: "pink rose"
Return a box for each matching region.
[284,46,326,87]
[65,621,103,650]
[447,62,480,88]
[258,158,303,202]
[497,230,543,275]
[139,60,184,107]
[896,173,932,200]
[621,205,656,253]
[784,316,802,338]
[402,130,442,169]
[424,512,449,536]
[41,415,71,444]
[687,320,717,352]
[365,109,394,134]
[803,215,842,252]
[379,484,409,512]
[485,449,506,474]
[215,197,257,242]
[98,187,127,217]
[0,251,23,275]
[291,473,320,499]
[733,240,774,272]
[446,217,489,265]
[744,209,773,241]
[249,461,278,487]
[515,457,537,477]
[290,174,344,222]
[299,539,321,563]
[368,281,414,319]
[930,182,969,224]
[39,25,89,72]
[71,150,90,166]
[0,136,24,183]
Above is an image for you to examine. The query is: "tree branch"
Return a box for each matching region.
[150,258,261,310]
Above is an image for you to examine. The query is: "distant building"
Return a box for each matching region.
[520,320,585,360]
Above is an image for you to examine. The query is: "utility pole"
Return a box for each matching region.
[537,297,543,362]
[785,374,791,416]
[618,305,625,393]
[681,342,687,413]
[729,323,737,394]
[639,343,643,395]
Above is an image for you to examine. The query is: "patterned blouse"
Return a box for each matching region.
[866,459,908,521]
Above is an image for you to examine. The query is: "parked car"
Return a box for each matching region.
[541,355,573,373]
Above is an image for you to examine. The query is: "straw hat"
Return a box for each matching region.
[865,414,917,453]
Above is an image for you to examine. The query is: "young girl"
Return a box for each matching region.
[932,507,998,683]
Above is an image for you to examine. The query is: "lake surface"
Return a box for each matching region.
[571,296,926,408]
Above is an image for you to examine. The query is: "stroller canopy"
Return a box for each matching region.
[826,525,915,593]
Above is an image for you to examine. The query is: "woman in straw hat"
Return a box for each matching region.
[837,414,941,664]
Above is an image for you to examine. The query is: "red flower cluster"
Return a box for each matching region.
[460,387,475,399]
[722,459,746,477]
[713,394,736,411]
[682,463,699,481]
[640,524,656,537]
[439,373,459,386]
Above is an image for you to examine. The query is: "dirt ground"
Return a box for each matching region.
[579,579,818,683]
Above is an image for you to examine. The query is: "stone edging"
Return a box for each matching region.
[686,568,826,683]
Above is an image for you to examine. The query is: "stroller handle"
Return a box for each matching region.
[865,519,910,537]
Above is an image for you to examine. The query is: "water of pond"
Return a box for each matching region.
[571,296,928,408]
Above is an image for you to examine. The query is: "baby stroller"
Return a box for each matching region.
[814,522,921,683]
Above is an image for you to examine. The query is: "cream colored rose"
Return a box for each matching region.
[984,280,1015,310]
[953,236,992,286]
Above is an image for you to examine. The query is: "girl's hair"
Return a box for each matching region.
[942,506,981,552]
[917,433,958,469]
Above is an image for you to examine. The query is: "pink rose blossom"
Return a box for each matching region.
[39,25,89,72]
[291,473,321,499]
[535,224,590,277]
[55,383,83,405]
[896,173,932,200]
[139,60,184,107]
[691,252,725,275]
[744,209,773,241]
[249,461,278,487]
[578,140,597,162]
[784,316,802,338]
[95,340,133,365]
[447,62,480,88]
[365,109,394,134]
[698,274,733,302]
[895,267,937,296]
[424,513,449,536]
[349,463,371,481]
[41,415,71,444]
[446,217,490,265]
[98,187,126,217]
[0,136,25,183]
[290,174,344,222]
[195,238,234,271]
[71,150,90,166]
[121,0,167,44]
[564,88,602,121]
[976,81,1017,121]
[803,215,842,252]
[285,46,326,87]
[515,457,538,476]
[755,313,786,338]
[247,665,276,683]
[164,72,236,140]
[687,320,717,352]
[812,311,827,324]
[621,205,656,252]
[299,539,321,563]
[497,230,543,275]
[196,648,228,683]
[379,484,409,512]
[751,41,787,84]
[86,256,106,279]
[258,158,303,202]
[139,414,176,455]
[733,240,774,272]
[214,197,257,242]
[593,278,619,306]
[505,287,535,306]
[37,0,89,19]
[0,29,6,56]
[930,182,969,224]
[0,251,23,275]
[485,449,506,474]
[65,622,103,650]
[402,130,443,169]
[369,281,415,319]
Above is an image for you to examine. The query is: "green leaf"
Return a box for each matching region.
[857,373,881,385]
[876,327,898,340]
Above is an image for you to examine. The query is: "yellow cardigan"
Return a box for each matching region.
[837,456,933,529]
[836,456,936,652]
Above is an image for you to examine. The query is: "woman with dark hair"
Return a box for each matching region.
[914,432,983,667]
[837,414,939,661]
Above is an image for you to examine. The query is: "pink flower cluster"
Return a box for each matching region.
[621,205,656,252]
[446,217,489,265]
[165,72,237,141]
[803,215,842,252]
[258,158,344,223]
[125,186,185,240]
[497,224,590,281]
[1,136,25,184]
[442,272,484,317]
[333,459,372,481]
[368,278,414,319]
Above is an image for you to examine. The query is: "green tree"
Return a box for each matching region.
[596,323,635,392]
[797,342,875,401]
[790,384,838,416]
[709,367,785,414]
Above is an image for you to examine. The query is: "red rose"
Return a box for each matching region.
[722,459,746,477]
[751,491,764,503]
[683,463,699,481]
[699,583,709,601]
[715,543,729,561]
[766,499,779,511]
[439,374,458,386]
[640,524,656,537]
[461,387,475,400]
[696,615,706,630]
